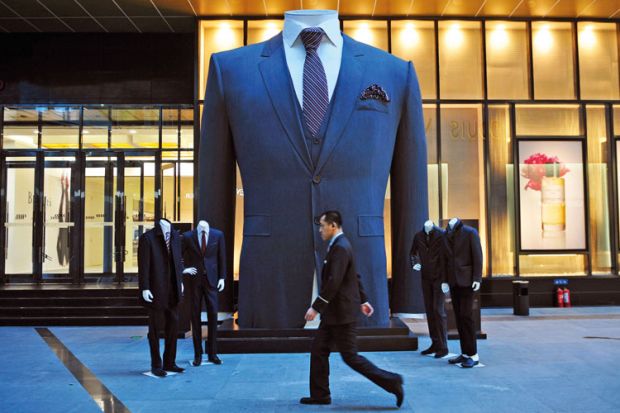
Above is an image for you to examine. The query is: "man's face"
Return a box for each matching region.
[319,216,337,241]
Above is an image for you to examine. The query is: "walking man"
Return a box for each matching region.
[300,211,405,407]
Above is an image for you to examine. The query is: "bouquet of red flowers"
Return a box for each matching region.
[521,153,569,191]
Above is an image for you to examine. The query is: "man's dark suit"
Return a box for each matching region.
[138,220,184,369]
[410,225,448,353]
[182,228,226,359]
[445,219,483,356]
[309,233,401,400]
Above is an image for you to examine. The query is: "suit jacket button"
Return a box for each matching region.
[312,175,321,184]
[313,138,321,145]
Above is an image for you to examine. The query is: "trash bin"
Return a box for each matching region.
[512,280,529,316]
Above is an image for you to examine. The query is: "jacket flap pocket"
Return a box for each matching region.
[243,215,271,237]
[358,215,384,237]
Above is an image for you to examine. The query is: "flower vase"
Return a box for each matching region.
[541,176,566,232]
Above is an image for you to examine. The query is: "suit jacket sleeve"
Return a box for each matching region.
[311,246,349,314]
[409,233,419,269]
[390,61,429,312]
[357,273,369,304]
[471,230,483,283]
[199,54,236,286]
[218,232,226,281]
[138,235,150,291]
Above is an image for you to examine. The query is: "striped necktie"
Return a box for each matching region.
[300,27,329,138]
[165,232,170,253]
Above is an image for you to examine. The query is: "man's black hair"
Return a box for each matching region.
[320,210,342,228]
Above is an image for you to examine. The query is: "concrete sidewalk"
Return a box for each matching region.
[1,307,619,412]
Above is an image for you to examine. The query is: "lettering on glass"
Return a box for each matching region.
[450,120,478,140]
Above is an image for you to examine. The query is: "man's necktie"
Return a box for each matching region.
[201,230,207,256]
[300,27,329,138]
[165,232,170,253]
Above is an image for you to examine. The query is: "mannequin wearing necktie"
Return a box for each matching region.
[138,218,185,376]
[182,220,227,366]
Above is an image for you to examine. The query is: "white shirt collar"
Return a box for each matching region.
[328,231,344,249]
[282,16,342,49]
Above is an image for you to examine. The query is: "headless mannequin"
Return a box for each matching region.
[444,218,480,293]
[446,217,480,362]
[142,219,183,302]
[413,219,434,272]
[282,9,342,106]
[184,220,225,292]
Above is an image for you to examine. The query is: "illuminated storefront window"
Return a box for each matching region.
[343,20,389,50]
[578,22,620,100]
[438,21,483,99]
[532,22,575,100]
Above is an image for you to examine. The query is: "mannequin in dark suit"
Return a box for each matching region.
[138,218,185,377]
[410,220,448,358]
[443,218,483,368]
[182,220,226,366]
[301,211,404,407]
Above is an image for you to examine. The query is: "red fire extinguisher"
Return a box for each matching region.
[556,288,564,308]
[563,288,572,307]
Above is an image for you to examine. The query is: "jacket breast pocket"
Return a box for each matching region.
[243,214,271,237]
[356,99,390,114]
[358,215,384,237]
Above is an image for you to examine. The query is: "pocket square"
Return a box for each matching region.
[360,84,390,103]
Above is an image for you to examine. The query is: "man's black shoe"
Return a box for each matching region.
[420,346,436,356]
[208,355,222,365]
[448,354,467,364]
[192,356,202,366]
[163,364,185,373]
[151,367,167,377]
[392,374,404,408]
[299,397,331,405]
[434,349,449,359]
[461,357,479,368]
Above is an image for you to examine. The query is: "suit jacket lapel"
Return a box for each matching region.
[315,35,366,174]
[192,229,202,256]
[259,34,313,173]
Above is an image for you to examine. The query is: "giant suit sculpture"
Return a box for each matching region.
[199,11,428,328]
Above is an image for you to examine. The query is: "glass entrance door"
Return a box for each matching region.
[42,155,78,282]
[82,152,157,283]
[2,156,37,282]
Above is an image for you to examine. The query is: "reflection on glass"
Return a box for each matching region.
[586,106,611,274]
[199,20,244,98]
[532,22,575,99]
[122,159,156,273]
[343,20,389,50]
[111,126,159,149]
[424,105,439,223]
[391,21,436,99]
[2,126,38,149]
[485,21,529,99]
[247,20,283,45]
[488,105,515,275]
[162,163,176,222]
[440,104,487,274]
[519,254,585,276]
[162,109,180,149]
[439,21,483,99]
[84,161,116,274]
[4,162,35,275]
[43,162,74,277]
[516,104,581,136]
[179,163,194,224]
[578,23,619,100]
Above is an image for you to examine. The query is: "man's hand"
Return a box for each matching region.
[305,307,318,321]
[361,302,374,317]
[217,279,225,292]
[183,267,197,275]
[142,290,153,303]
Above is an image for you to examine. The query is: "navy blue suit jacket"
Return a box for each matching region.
[200,33,428,328]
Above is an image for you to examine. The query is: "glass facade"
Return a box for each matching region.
[197,17,620,280]
[0,106,194,283]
